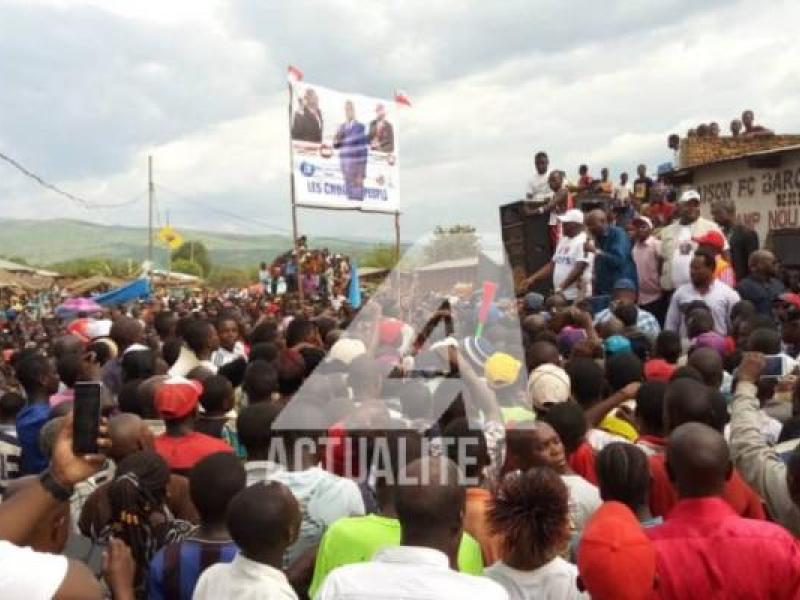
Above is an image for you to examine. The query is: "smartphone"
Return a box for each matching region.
[73,381,101,455]
[762,355,784,378]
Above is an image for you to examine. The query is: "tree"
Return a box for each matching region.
[360,245,399,270]
[171,241,211,276]
[424,224,480,264]
[170,258,203,277]
[48,257,135,278]
[207,266,257,288]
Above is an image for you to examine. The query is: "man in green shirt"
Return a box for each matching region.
[309,430,484,597]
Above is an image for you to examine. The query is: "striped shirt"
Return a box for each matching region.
[0,425,20,495]
[148,538,238,600]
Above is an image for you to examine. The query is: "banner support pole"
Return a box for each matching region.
[394,210,401,262]
[288,81,304,304]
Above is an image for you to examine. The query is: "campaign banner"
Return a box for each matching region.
[289,80,400,213]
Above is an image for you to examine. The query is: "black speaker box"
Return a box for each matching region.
[499,200,553,295]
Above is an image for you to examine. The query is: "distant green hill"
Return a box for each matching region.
[0,218,379,268]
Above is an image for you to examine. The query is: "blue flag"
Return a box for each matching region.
[347,260,361,309]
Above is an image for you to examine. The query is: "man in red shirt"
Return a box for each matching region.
[153,377,232,475]
[648,378,764,519]
[647,422,800,599]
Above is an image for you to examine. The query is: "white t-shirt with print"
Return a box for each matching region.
[552,232,591,301]
[671,225,695,289]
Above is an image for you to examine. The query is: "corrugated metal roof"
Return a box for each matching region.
[0,258,59,278]
[668,143,800,178]
[415,257,479,272]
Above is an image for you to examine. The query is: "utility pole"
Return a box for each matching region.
[148,155,154,265]
[166,209,171,279]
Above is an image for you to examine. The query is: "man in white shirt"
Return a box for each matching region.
[526,151,552,203]
[315,457,508,600]
[665,247,741,337]
[659,189,725,292]
[194,481,300,600]
[524,209,592,301]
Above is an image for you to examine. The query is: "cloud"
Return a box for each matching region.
[1,0,800,248]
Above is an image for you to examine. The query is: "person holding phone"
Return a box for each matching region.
[0,411,136,599]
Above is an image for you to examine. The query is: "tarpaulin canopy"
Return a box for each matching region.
[94,278,151,306]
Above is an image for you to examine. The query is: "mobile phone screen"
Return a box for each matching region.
[762,355,784,378]
[73,382,101,455]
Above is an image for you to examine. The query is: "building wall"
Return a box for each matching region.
[679,135,800,168]
[687,148,800,243]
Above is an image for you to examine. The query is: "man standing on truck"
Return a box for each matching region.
[658,190,725,298]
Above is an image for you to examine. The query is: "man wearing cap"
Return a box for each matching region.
[736,250,784,321]
[711,198,759,282]
[524,209,592,302]
[631,215,666,324]
[693,230,735,287]
[153,377,233,474]
[527,364,571,414]
[584,209,638,299]
[658,189,725,293]
[593,279,660,343]
[577,501,657,600]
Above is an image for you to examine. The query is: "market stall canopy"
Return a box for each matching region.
[0,258,60,278]
[0,269,36,291]
[93,278,151,306]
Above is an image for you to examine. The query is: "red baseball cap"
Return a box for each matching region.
[154,377,203,420]
[577,501,657,600]
[692,230,725,251]
[644,358,676,382]
[779,293,800,311]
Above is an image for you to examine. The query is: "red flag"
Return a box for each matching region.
[394,90,412,107]
[287,65,304,83]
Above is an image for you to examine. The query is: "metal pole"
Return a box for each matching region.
[148,155,154,265]
[288,81,304,304]
[166,209,171,280]
[394,210,401,263]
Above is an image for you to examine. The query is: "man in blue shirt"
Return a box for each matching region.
[585,208,638,297]
[593,279,661,343]
[148,452,245,600]
[15,353,60,475]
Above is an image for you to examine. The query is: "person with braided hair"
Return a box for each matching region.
[485,467,588,599]
[595,442,659,528]
[102,450,193,596]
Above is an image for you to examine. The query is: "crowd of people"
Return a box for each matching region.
[258,237,353,305]
[2,147,800,598]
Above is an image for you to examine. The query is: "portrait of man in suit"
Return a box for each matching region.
[333,100,369,200]
[291,87,323,143]
[368,103,394,153]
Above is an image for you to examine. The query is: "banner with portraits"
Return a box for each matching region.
[289,80,400,213]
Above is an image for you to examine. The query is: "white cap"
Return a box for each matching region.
[632,215,653,229]
[328,338,366,365]
[557,209,585,224]
[678,189,701,203]
[527,363,571,410]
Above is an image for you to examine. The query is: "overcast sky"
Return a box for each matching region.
[2,0,800,248]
